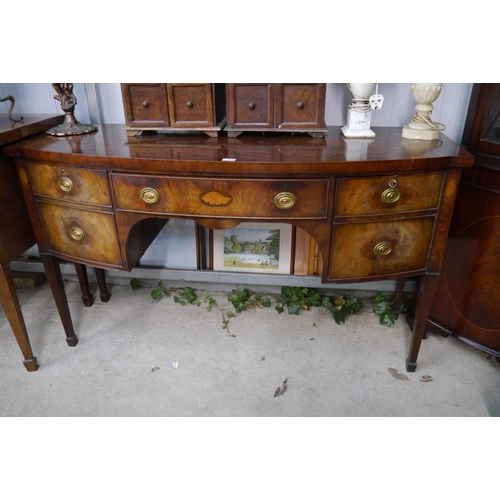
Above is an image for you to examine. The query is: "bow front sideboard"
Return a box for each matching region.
[3,125,474,371]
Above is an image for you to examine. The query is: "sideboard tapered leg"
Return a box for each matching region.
[40,253,78,346]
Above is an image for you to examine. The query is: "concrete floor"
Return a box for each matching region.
[1,279,499,417]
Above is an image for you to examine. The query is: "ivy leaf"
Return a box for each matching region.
[373,302,389,315]
[321,296,332,308]
[261,298,271,308]
[288,303,301,315]
[309,293,322,307]
[275,305,284,314]
[380,312,396,327]
[151,289,162,300]
[130,278,140,291]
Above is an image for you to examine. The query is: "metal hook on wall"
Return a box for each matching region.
[0,95,24,123]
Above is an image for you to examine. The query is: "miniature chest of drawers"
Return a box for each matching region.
[121,83,227,137]
[225,83,327,138]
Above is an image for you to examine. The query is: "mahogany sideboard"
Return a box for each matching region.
[0,114,63,372]
[3,125,474,371]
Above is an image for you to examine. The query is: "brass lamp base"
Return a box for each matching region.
[46,83,97,137]
[46,112,97,136]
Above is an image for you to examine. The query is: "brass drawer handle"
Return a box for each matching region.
[59,176,74,193]
[140,187,160,204]
[274,192,296,209]
[186,100,194,108]
[70,227,85,241]
[297,101,304,109]
[248,101,256,110]
[373,241,392,256]
[381,187,402,204]
[142,100,149,108]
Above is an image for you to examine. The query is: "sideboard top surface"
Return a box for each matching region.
[3,125,474,176]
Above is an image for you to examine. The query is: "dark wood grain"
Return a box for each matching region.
[4,124,475,372]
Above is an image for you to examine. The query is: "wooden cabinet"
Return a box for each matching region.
[121,83,227,137]
[4,125,473,371]
[225,83,327,137]
[427,83,500,358]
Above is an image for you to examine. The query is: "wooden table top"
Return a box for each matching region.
[0,114,64,146]
[3,124,474,176]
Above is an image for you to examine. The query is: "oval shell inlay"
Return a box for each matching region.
[200,191,233,207]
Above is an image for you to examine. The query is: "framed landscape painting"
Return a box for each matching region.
[213,223,292,274]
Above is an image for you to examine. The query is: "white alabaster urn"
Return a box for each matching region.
[402,83,446,140]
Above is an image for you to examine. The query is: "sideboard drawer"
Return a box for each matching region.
[112,174,328,219]
[28,162,112,207]
[37,202,122,266]
[335,172,444,217]
[329,216,435,280]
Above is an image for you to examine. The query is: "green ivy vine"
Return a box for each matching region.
[129,279,409,333]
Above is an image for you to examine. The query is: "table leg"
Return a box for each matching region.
[95,268,111,302]
[74,263,95,307]
[391,278,406,314]
[0,263,39,371]
[406,274,439,372]
[40,253,78,347]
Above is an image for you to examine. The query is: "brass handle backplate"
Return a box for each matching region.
[59,176,74,193]
[274,192,296,209]
[373,241,392,256]
[70,227,85,241]
[140,187,160,204]
[381,187,402,204]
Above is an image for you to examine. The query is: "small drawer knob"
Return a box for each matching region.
[186,100,194,108]
[59,176,74,193]
[274,192,296,209]
[373,241,392,256]
[297,101,304,109]
[70,227,85,241]
[381,187,402,204]
[142,100,149,108]
[248,102,256,110]
[140,187,160,204]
